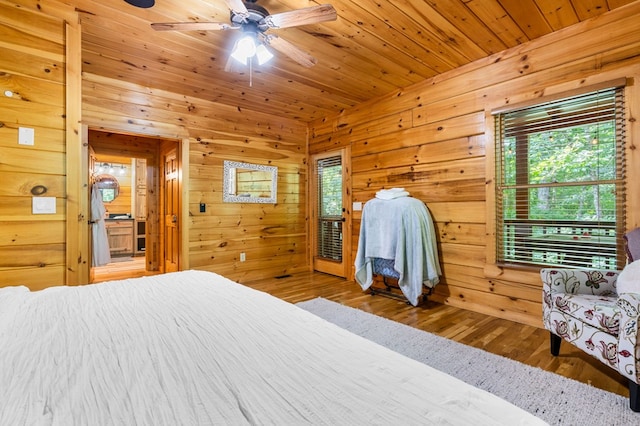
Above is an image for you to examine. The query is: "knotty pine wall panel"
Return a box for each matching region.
[83,74,308,284]
[310,4,640,328]
[0,3,69,287]
[1,0,308,287]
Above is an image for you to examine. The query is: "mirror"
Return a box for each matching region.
[223,161,277,203]
[94,174,120,203]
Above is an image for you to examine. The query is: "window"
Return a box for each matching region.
[316,155,343,261]
[495,86,626,269]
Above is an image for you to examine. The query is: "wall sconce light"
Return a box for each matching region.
[94,162,128,175]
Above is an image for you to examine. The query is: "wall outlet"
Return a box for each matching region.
[240,252,246,262]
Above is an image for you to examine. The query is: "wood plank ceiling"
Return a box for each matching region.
[59,0,637,122]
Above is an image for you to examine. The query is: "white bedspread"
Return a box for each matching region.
[0,271,545,425]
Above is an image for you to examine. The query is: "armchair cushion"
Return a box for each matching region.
[617,259,640,294]
[624,227,640,263]
[552,293,620,335]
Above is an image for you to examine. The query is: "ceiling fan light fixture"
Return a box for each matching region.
[255,44,274,65]
[151,3,338,69]
[231,34,274,66]
[230,50,248,65]
[231,35,257,65]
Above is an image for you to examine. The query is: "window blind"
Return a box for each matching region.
[495,87,626,269]
[316,155,343,261]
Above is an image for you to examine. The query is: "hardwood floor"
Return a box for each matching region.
[92,256,158,283]
[90,264,628,398]
[243,270,629,399]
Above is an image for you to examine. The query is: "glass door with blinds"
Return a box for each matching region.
[311,149,350,277]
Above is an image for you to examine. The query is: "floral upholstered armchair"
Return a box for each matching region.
[541,260,640,411]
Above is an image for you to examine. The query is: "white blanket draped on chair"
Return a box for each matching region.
[354,196,441,305]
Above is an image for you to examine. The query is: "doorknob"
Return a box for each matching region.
[171,215,177,223]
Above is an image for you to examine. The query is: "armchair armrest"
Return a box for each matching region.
[617,292,640,383]
[541,268,620,296]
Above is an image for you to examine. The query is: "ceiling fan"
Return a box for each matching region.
[151,0,337,69]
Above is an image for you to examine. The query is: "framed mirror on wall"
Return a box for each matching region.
[223,161,277,203]
[94,174,120,203]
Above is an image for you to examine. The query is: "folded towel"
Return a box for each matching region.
[376,188,410,200]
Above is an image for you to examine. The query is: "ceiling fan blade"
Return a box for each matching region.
[266,4,337,29]
[265,35,317,67]
[225,0,248,15]
[151,22,236,31]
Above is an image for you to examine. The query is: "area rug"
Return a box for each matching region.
[297,297,638,426]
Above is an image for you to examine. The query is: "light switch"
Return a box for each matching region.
[19,127,35,146]
[32,197,56,214]
[353,201,363,211]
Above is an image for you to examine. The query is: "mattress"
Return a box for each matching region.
[0,271,546,425]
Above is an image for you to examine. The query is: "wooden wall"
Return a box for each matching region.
[1,1,307,288]
[0,1,77,289]
[309,4,640,328]
[81,73,309,283]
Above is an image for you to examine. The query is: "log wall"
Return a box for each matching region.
[0,1,77,288]
[0,1,308,288]
[82,73,310,283]
[309,4,640,328]
[82,72,309,283]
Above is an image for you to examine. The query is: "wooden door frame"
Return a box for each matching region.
[309,147,352,278]
[65,21,85,285]
[78,126,189,282]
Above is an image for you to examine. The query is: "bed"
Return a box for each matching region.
[0,271,545,425]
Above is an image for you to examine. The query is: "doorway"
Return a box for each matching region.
[310,148,351,278]
[87,129,182,282]
[91,154,150,281]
